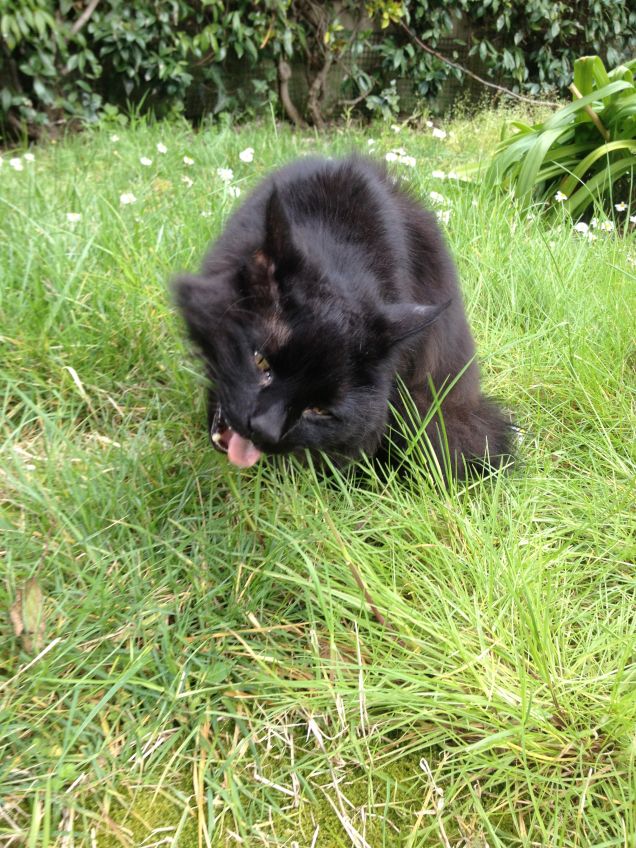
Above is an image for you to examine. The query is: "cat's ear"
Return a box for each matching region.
[384,300,451,346]
[263,187,300,271]
[172,273,218,343]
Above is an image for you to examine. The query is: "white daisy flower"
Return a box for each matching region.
[140,157,152,167]
[401,155,416,168]
[614,202,627,212]
[426,120,434,128]
[156,142,167,154]
[573,222,589,235]
[228,185,241,198]
[431,170,446,179]
[119,192,137,205]
[9,158,23,171]
[183,156,194,166]
[431,127,447,140]
[181,175,193,188]
[436,209,451,224]
[554,191,568,202]
[239,147,254,163]
[390,124,402,133]
[590,217,599,228]
[385,152,398,162]
[630,215,636,224]
[23,152,35,162]
[217,167,234,182]
[367,139,376,146]
[110,134,120,142]
[66,212,82,223]
[429,191,446,204]
[599,220,614,232]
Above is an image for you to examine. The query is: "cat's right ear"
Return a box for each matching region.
[263,188,300,273]
[171,274,216,344]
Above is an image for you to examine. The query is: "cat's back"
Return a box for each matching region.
[210,155,405,261]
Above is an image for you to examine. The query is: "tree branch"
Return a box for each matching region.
[399,21,561,109]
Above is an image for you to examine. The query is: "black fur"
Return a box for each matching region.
[174,155,512,476]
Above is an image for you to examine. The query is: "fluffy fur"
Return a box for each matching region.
[174,155,512,476]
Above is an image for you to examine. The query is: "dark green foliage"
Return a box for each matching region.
[1,0,635,139]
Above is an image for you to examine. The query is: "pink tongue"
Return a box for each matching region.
[227,431,262,468]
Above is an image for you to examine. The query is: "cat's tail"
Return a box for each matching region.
[425,393,515,478]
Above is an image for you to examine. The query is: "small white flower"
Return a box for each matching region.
[431,127,447,140]
[217,167,234,182]
[431,170,446,179]
[526,212,536,221]
[573,222,589,235]
[140,156,153,167]
[471,198,478,207]
[367,139,376,146]
[66,212,82,223]
[110,134,120,142]
[23,152,35,162]
[614,202,627,212]
[156,142,167,154]
[385,151,398,163]
[429,190,446,204]
[586,231,597,241]
[401,155,416,168]
[390,123,402,133]
[181,175,193,188]
[239,147,254,163]
[554,191,568,202]
[183,156,194,166]
[9,158,23,171]
[228,185,241,198]
[119,192,137,205]
[436,209,451,224]
[426,120,434,128]
[630,215,636,224]
[447,171,460,180]
[200,210,212,218]
[590,217,598,228]
[599,220,614,232]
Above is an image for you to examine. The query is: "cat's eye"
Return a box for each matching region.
[253,351,272,385]
[304,406,331,418]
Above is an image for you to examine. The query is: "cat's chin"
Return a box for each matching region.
[210,406,263,469]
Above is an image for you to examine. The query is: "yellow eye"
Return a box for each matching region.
[254,351,272,385]
[304,406,330,417]
[254,351,271,372]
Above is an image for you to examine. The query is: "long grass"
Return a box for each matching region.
[1,110,635,847]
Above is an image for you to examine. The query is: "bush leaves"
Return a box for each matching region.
[485,55,636,217]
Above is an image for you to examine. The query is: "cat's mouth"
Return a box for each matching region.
[210,405,263,469]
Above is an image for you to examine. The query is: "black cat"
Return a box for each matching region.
[174,155,512,475]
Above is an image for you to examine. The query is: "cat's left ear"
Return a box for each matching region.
[384,300,451,346]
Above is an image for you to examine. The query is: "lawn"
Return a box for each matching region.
[1,110,635,847]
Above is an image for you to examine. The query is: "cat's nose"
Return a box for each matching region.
[249,402,286,445]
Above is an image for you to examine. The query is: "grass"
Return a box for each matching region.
[1,109,635,847]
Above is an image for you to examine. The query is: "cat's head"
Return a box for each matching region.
[174,187,447,467]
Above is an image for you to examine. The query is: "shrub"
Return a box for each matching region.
[485,55,636,217]
[1,1,635,140]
